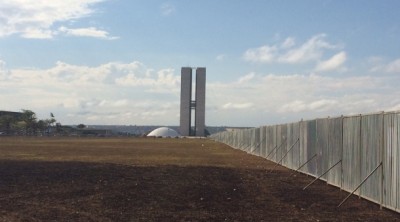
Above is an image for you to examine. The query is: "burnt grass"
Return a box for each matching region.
[0,138,399,221]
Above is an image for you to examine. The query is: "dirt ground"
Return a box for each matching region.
[0,137,399,221]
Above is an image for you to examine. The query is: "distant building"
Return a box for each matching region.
[79,128,113,137]
[147,127,180,138]
[0,111,23,134]
[179,67,206,137]
[0,111,23,119]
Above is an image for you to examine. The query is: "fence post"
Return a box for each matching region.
[359,114,362,198]
[381,111,385,209]
[341,115,344,192]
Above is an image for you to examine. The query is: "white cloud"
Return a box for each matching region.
[115,68,180,93]
[0,60,181,125]
[309,99,338,111]
[385,58,400,73]
[279,100,307,113]
[278,34,337,64]
[369,57,400,74]
[238,73,255,83]
[160,3,175,16]
[207,71,399,126]
[0,60,9,80]
[2,58,400,126]
[222,103,254,110]
[315,51,347,72]
[281,37,296,49]
[20,28,54,39]
[58,26,118,40]
[0,0,113,39]
[243,34,341,65]
[216,54,226,61]
[243,45,277,63]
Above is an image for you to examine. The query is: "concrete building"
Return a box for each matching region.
[179,67,206,137]
[0,111,23,119]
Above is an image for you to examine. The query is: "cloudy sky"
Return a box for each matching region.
[1,1,400,126]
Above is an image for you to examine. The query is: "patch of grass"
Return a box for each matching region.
[0,137,267,168]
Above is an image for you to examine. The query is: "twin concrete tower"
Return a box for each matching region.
[180,67,206,137]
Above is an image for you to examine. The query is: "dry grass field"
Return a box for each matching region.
[0,137,399,221]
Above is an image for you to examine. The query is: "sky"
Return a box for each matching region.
[1,0,400,127]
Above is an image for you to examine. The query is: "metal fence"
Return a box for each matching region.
[210,111,400,212]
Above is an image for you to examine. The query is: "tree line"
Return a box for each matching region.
[0,110,60,136]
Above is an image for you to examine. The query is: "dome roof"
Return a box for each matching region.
[147,127,180,138]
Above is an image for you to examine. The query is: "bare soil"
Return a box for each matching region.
[0,137,399,221]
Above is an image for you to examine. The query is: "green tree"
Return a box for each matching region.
[77,124,86,129]
[21,109,37,135]
[0,115,15,135]
[45,113,57,135]
[36,120,48,135]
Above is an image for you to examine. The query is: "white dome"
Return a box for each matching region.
[147,127,180,138]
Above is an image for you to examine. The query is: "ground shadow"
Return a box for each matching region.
[0,160,399,221]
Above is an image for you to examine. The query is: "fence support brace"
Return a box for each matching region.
[303,159,342,190]
[254,135,267,153]
[242,142,252,152]
[270,138,300,173]
[290,154,317,177]
[337,162,382,207]
[266,139,287,159]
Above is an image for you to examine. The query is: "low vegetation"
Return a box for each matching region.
[0,110,59,136]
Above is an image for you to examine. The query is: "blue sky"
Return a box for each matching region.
[1,0,400,126]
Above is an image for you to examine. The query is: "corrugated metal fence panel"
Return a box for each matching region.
[266,125,277,161]
[306,120,318,176]
[360,114,383,203]
[246,129,252,153]
[299,120,317,175]
[292,123,299,168]
[262,126,268,157]
[327,117,343,187]
[316,118,329,180]
[280,124,289,167]
[233,131,237,148]
[226,132,231,148]
[236,130,241,148]
[210,112,400,213]
[241,130,246,151]
[254,128,261,156]
[397,113,400,212]
[245,129,249,151]
[250,128,258,155]
[233,131,238,148]
[228,131,233,149]
[241,129,247,152]
[250,128,255,153]
[299,121,308,174]
[247,129,253,152]
[383,113,399,210]
[286,122,300,170]
[274,125,282,163]
[342,116,361,194]
[234,131,238,148]
[268,125,274,159]
[236,131,242,149]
